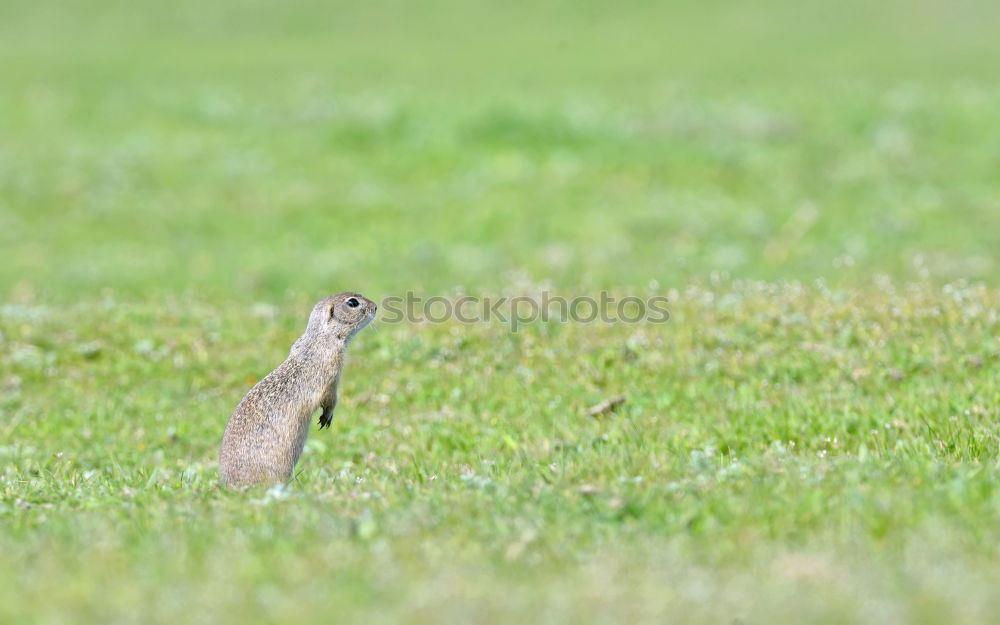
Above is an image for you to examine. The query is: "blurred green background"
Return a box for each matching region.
[3,0,999,302]
[2,2,1000,624]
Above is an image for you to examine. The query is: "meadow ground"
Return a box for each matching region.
[2,1,1000,623]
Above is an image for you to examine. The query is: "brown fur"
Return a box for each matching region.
[219,292,376,489]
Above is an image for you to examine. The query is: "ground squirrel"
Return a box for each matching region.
[219,292,377,489]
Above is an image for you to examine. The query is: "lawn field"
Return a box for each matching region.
[2,1,1000,624]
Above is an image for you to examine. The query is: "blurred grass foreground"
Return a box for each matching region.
[2,1,1000,624]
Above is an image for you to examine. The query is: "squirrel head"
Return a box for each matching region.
[294,292,377,355]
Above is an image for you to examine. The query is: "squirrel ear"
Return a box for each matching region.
[329,305,337,319]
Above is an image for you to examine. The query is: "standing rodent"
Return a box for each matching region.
[219,292,377,489]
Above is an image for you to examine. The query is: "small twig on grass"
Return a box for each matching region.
[587,394,626,418]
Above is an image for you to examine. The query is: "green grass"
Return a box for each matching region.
[2,1,1000,623]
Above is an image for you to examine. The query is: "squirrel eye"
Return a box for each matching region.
[346,297,360,308]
